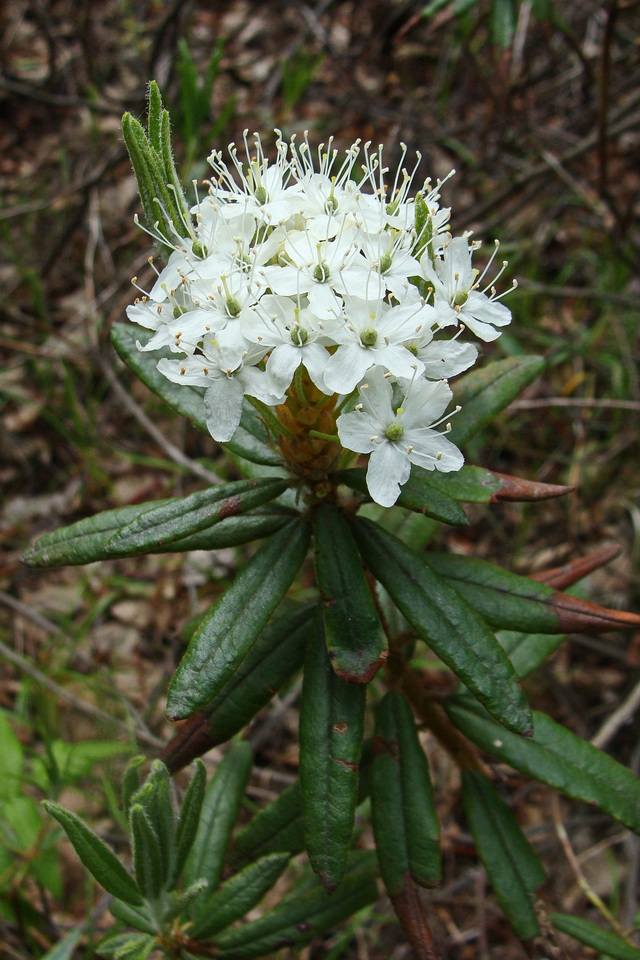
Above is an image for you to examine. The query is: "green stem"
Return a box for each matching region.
[308,430,340,443]
[246,396,296,440]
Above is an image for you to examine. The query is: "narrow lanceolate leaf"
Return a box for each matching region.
[230,780,304,870]
[498,630,565,679]
[488,471,574,503]
[314,503,387,683]
[172,759,206,886]
[214,851,378,960]
[100,932,156,960]
[183,742,253,895]
[166,519,311,720]
[371,691,441,897]
[426,552,640,634]
[411,465,502,504]
[110,325,281,467]
[108,478,288,554]
[22,502,294,568]
[160,607,313,773]
[447,695,640,834]
[450,356,545,446]
[190,853,290,939]
[130,804,165,900]
[132,762,176,888]
[43,802,143,906]
[122,756,147,819]
[108,899,157,936]
[22,501,173,567]
[350,518,532,735]
[299,609,366,891]
[462,769,546,940]
[550,914,640,960]
[530,544,621,590]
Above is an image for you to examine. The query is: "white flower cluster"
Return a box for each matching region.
[127,132,513,506]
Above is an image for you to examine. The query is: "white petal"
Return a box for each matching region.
[336,411,380,454]
[204,379,244,441]
[366,443,411,507]
[407,431,464,473]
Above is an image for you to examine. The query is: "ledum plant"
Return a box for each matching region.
[25,83,640,959]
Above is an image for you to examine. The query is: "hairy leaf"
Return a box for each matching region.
[299,609,366,891]
[450,356,544,445]
[550,913,640,960]
[371,691,441,896]
[447,696,640,834]
[350,518,532,735]
[462,769,546,940]
[190,853,290,939]
[166,519,311,719]
[43,802,143,906]
[314,503,387,682]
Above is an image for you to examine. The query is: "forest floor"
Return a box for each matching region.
[1,1,640,958]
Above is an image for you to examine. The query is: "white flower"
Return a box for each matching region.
[241,294,337,394]
[337,367,464,507]
[127,131,513,498]
[421,237,512,341]
[156,326,280,442]
[323,296,427,394]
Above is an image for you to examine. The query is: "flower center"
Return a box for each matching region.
[378,253,393,275]
[290,326,308,345]
[360,327,378,347]
[384,422,404,442]
[313,262,330,283]
[453,290,469,307]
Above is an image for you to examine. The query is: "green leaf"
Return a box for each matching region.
[43,802,143,906]
[190,852,290,939]
[122,756,147,820]
[425,553,559,632]
[371,691,441,897]
[447,695,640,834]
[40,929,83,960]
[299,608,366,891]
[337,467,469,526]
[172,759,206,887]
[314,503,387,683]
[425,553,640,636]
[183,742,253,895]
[349,517,532,735]
[449,356,544,446]
[110,324,282,466]
[160,878,208,925]
[22,501,173,567]
[213,850,378,959]
[550,913,640,960]
[108,899,157,936]
[0,713,23,800]
[166,519,311,719]
[130,804,165,900]
[462,769,545,940]
[490,0,518,47]
[104,932,156,960]
[498,629,565,678]
[160,607,313,774]
[22,502,293,568]
[132,762,176,889]
[202,605,312,745]
[108,478,288,554]
[412,465,502,503]
[230,780,304,870]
